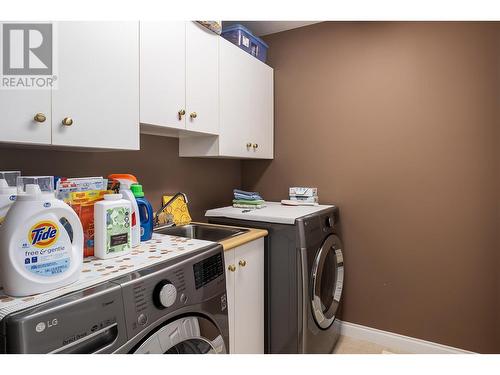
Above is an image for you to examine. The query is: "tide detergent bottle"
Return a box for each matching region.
[108,174,141,247]
[130,184,154,242]
[0,171,20,226]
[0,176,84,297]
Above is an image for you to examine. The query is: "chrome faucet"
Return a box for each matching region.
[153,192,189,228]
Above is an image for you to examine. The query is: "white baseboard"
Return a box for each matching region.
[338,320,475,354]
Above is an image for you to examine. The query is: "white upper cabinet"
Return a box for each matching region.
[179,38,274,159]
[52,22,139,150]
[140,21,186,132]
[0,21,140,150]
[219,38,273,158]
[140,21,219,136]
[0,21,272,156]
[185,22,219,135]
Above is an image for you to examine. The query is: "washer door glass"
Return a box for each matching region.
[133,316,226,354]
[311,234,344,329]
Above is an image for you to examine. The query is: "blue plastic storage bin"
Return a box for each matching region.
[221,24,268,63]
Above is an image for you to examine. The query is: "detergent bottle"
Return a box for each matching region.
[108,174,140,247]
[94,194,132,259]
[0,171,20,226]
[130,184,154,242]
[0,176,84,297]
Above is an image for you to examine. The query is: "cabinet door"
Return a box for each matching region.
[185,22,219,135]
[52,22,139,150]
[0,90,51,145]
[140,21,186,130]
[223,249,236,353]
[234,239,264,353]
[219,39,274,159]
[249,63,273,159]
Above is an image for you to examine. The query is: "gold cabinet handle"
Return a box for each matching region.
[239,260,247,267]
[178,109,185,121]
[190,112,197,119]
[33,113,46,123]
[252,143,258,149]
[228,264,236,272]
[62,117,73,126]
[246,143,252,148]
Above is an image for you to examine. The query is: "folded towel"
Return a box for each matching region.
[233,199,265,205]
[233,203,266,209]
[234,189,260,196]
[233,189,263,201]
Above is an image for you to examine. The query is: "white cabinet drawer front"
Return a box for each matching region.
[52,21,139,150]
[140,21,186,130]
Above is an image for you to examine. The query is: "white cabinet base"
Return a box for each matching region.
[224,239,264,354]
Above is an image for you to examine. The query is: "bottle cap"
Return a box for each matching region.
[130,183,145,198]
[104,193,123,201]
[0,171,21,187]
[17,176,54,194]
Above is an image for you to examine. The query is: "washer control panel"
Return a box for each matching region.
[115,245,226,339]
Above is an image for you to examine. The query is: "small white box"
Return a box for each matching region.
[289,187,318,197]
[289,195,319,203]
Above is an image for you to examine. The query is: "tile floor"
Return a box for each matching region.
[333,335,407,354]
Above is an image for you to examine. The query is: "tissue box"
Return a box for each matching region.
[289,187,318,197]
[289,195,319,203]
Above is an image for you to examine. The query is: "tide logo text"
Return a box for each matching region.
[29,221,59,248]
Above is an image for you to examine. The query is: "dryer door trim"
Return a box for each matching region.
[132,316,226,354]
[311,234,344,329]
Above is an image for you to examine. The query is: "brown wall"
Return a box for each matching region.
[242,22,500,353]
[0,135,240,220]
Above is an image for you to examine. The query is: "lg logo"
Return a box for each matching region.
[2,23,53,76]
[35,318,58,333]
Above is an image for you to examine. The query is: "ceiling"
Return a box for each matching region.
[222,21,322,36]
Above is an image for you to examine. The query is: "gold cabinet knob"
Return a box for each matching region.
[246,143,252,148]
[190,112,197,119]
[33,113,46,123]
[62,117,73,126]
[228,264,236,272]
[238,259,247,267]
[252,143,258,149]
[178,109,185,120]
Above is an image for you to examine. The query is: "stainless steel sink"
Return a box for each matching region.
[154,223,248,242]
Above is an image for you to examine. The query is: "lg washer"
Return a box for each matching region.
[0,244,229,354]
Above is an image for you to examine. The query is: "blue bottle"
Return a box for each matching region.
[131,184,154,241]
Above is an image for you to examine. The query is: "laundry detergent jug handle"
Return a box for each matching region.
[137,199,154,242]
[50,201,84,257]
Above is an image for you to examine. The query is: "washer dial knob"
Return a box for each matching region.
[155,281,177,308]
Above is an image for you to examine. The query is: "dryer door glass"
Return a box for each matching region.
[311,234,344,329]
[132,316,227,354]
